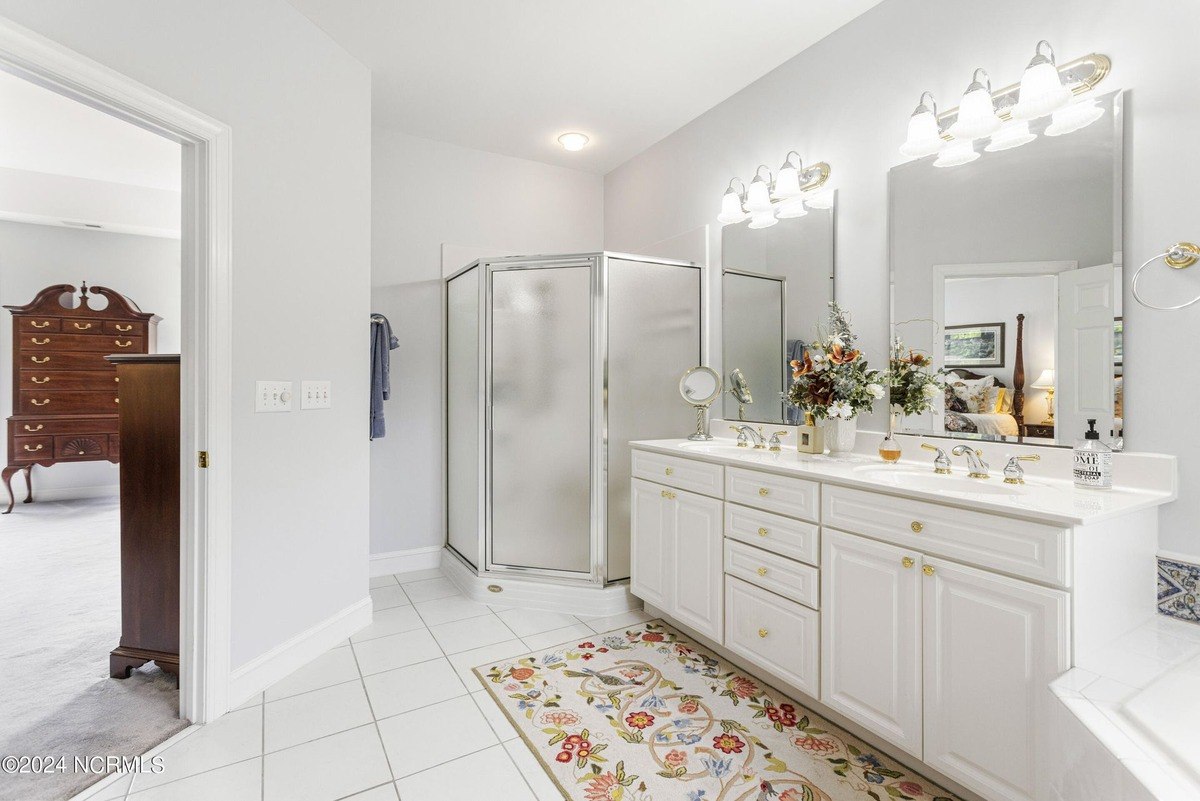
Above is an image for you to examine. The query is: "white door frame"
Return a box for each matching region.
[0,17,233,723]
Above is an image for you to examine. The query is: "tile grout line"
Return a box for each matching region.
[347,634,403,789]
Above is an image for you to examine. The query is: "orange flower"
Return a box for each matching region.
[791,353,815,379]
[712,732,745,754]
[509,666,534,681]
[584,773,619,801]
[828,343,860,364]
[625,710,656,730]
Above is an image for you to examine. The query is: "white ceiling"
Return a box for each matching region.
[286,0,886,173]
[0,69,180,191]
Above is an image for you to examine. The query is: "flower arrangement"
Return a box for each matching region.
[787,302,884,420]
[886,336,945,417]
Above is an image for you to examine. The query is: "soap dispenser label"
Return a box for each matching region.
[1073,450,1112,488]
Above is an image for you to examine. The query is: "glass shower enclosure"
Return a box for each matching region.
[445,252,702,586]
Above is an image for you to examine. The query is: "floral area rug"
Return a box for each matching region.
[475,620,961,801]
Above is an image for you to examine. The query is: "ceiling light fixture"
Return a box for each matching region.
[557,132,590,151]
[716,155,832,227]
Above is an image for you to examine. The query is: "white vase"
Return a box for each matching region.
[824,417,858,454]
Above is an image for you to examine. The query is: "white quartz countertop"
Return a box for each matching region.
[630,438,1175,526]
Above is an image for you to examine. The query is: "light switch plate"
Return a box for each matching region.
[255,380,293,412]
[301,380,331,410]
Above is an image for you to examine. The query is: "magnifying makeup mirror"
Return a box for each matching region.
[679,366,723,440]
[728,368,752,421]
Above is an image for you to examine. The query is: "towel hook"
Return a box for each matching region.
[1132,242,1200,310]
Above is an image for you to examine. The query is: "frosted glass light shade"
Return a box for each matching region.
[949,83,1001,140]
[775,198,808,219]
[985,119,1036,152]
[745,175,773,213]
[933,139,979,168]
[774,163,801,199]
[1045,99,1104,136]
[804,190,834,210]
[1012,54,1071,120]
[747,209,778,229]
[717,187,748,224]
[900,107,943,158]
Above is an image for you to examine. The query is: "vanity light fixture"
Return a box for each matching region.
[933,139,979,168]
[1011,41,1073,120]
[557,132,590,151]
[948,69,1002,140]
[747,209,779,229]
[745,166,774,213]
[773,151,805,199]
[774,198,809,219]
[803,189,835,210]
[717,156,831,226]
[985,115,1037,152]
[717,178,749,224]
[899,92,944,158]
[1044,97,1105,136]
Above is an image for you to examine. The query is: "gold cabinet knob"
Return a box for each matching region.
[910,521,924,533]
[902,556,915,569]
[660,489,676,500]
[31,398,50,406]
[756,567,768,577]
[31,320,50,328]
[73,322,93,330]
[115,339,132,348]
[31,376,49,384]
[757,527,768,537]
[664,467,674,476]
[23,424,43,432]
[758,487,770,497]
[923,565,935,576]
[31,337,49,345]
[31,356,49,364]
[114,398,120,404]
[758,628,768,638]
[23,444,43,452]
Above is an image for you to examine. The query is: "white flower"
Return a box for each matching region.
[922,383,940,398]
[811,353,826,363]
[866,383,885,399]
[827,401,852,418]
[829,336,845,349]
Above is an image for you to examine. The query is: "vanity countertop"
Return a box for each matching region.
[630,438,1175,527]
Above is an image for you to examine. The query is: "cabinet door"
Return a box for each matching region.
[821,529,923,757]
[670,487,724,643]
[630,479,671,610]
[922,557,1069,801]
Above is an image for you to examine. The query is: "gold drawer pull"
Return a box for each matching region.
[31,337,50,345]
[756,567,768,577]
[114,398,120,404]
[758,487,770,497]
[31,321,51,329]
[31,398,50,406]
[910,521,924,533]
[31,356,49,364]
[73,322,93,330]
[115,339,132,348]
[23,444,43,452]
[758,628,768,638]
[923,565,935,576]
[757,527,768,537]
[31,376,50,384]
[902,556,915,569]
[115,324,133,332]
[23,424,43,432]
[115,376,120,382]
[660,489,676,500]
[664,467,674,476]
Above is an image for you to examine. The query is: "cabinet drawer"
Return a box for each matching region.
[724,539,819,609]
[725,467,819,521]
[823,485,1070,586]
[54,434,109,460]
[62,319,105,334]
[12,435,53,462]
[19,390,120,415]
[10,417,118,437]
[724,575,819,698]
[17,352,117,371]
[17,317,59,333]
[20,333,144,353]
[631,448,723,498]
[105,320,145,336]
[725,503,819,566]
[19,370,120,391]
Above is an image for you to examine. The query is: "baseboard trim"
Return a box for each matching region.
[370,545,443,577]
[227,596,372,709]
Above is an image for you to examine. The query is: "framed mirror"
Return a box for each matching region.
[720,194,836,424]
[890,89,1123,448]
[679,365,722,440]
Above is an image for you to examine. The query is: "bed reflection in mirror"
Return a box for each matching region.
[890,89,1124,448]
[721,195,835,424]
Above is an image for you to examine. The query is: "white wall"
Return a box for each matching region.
[0,221,181,496]
[605,0,1200,560]
[0,0,373,669]
[370,128,603,559]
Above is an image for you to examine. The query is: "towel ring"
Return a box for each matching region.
[1132,242,1200,310]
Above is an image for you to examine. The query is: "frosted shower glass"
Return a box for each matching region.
[446,267,480,568]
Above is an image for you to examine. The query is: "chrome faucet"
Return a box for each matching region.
[768,430,789,452]
[731,425,766,449]
[1003,454,1041,485]
[920,442,952,474]
[952,445,990,479]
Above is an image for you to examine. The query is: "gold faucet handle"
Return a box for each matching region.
[768,430,789,452]
[920,442,939,452]
[1014,454,1041,462]
[1002,453,1039,484]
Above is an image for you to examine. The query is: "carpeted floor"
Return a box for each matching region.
[0,495,188,801]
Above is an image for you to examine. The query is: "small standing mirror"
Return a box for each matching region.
[679,366,723,440]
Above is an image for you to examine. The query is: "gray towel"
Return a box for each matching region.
[370,314,399,439]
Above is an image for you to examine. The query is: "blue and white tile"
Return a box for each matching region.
[1158,557,1200,623]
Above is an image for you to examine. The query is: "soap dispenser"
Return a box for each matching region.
[1073,419,1112,490]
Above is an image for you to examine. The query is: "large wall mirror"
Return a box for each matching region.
[720,195,835,424]
[890,89,1123,448]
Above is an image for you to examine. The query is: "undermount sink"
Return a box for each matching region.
[852,464,1039,495]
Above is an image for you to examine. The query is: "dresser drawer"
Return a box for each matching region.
[631,448,723,497]
[725,467,819,522]
[19,370,120,391]
[10,417,118,437]
[724,575,819,698]
[725,503,819,566]
[105,320,145,336]
[12,435,53,462]
[17,317,59,333]
[54,434,110,460]
[19,390,120,415]
[724,539,819,609]
[20,333,144,353]
[62,319,105,334]
[823,485,1070,586]
[18,351,117,371]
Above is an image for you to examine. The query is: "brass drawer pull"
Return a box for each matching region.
[115,324,133,332]
[23,444,43,452]
[756,566,768,577]
[115,376,120,382]
[31,376,49,384]
[114,398,120,404]
[31,398,50,406]
[31,321,51,329]
[758,628,768,638]
[115,339,133,348]
[923,565,935,576]
[660,489,676,500]
[31,356,49,364]
[910,521,924,533]
[758,487,770,497]
[73,322,93,330]
[664,467,674,476]
[902,556,915,569]
[31,337,50,345]
[23,424,43,432]
[757,527,768,537]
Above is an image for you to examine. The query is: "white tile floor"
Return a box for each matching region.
[85,569,651,801]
